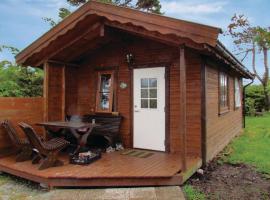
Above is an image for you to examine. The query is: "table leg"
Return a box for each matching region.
[70,127,94,154]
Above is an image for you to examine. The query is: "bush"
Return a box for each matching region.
[245,84,265,112]
[0,61,43,97]
[245,97,256,116]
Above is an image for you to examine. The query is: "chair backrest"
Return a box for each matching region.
[83,114,122,134]
[19,122,45,154]
[66,115,83,122]
[0,120,22,148]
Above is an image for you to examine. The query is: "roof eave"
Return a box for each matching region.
[15,1,221,66]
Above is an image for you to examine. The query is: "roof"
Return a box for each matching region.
[15,1,253,79]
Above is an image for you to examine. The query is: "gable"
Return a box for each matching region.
[15,1,221,66]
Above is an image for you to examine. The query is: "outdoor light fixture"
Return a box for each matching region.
[126,53,134,67]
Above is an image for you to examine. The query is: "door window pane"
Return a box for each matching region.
[141,99,148,108]
[150,89,157,98]
[141,89,148,98]
[149,78,157,87]
[150,99,157,108]
[140,78,158,109]
[141,78,148,88]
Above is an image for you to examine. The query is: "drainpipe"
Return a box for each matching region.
[243,79,254,128]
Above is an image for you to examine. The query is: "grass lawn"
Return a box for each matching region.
[183,113,270,199]
[223,112,270,174]
[183,185,206,200]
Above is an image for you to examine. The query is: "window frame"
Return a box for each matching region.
[234,77,241,109]
[218,71,230,115]
[95,70,114,113]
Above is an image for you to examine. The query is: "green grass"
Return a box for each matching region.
[183,185,206,200]
[223,112,270,174]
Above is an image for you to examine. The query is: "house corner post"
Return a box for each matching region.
[43,62,49,122]
[179,45,187,171]
[201,56,207,166]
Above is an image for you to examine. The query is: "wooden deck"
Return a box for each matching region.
[0,150,201,188]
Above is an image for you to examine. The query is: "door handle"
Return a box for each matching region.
[134,110,140,112]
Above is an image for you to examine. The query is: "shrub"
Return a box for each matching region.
[245,84,265,112]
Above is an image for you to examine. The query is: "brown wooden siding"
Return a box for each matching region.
[47,63,65,121]
[0,98,44,149]
[65,66,79,115]
[186,51,201,157]
[64,36,202,154]
[205,63,243,161]
[75,39,180,150]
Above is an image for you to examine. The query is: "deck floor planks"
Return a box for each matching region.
[0,151,182,178]
[0,151,201,186]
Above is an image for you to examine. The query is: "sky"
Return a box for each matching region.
[0,0,269,83]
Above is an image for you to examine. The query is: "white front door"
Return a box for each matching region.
[133,67,166,151]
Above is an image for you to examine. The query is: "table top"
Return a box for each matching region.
[36,121,100,129]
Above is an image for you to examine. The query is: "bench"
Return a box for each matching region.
[83,114,122,148]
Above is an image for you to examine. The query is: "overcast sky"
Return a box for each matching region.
[0,0,269,82]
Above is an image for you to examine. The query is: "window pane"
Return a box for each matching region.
[100,74,111,92]
[150,89,157,98]
[141,89,148,98]
[99,92,110,110]
[141,99,148,108]
[219,72,229,109]
[235,78,241,107]
[149,78,157,87]
[141,78,148,88]
[96,71,114,113]
[150,99,157,109]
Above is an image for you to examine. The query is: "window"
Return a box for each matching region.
[219,72,229,113]
[234,78,241,108]
[140,78,158,109]
[96,71,114,113]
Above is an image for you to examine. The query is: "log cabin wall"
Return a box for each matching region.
[64,36,202,155]
[186,51,202,157]
[46,62,66,121]
[65,65,79,115]
[0,98,45,149]
[205,62,243,162]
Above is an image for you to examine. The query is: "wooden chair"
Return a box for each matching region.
[0,120,32,162]
[19,122,70,170]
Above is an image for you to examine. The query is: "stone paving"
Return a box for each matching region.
[0,174,185,200]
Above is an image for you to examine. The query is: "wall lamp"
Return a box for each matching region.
[126,53,134,69]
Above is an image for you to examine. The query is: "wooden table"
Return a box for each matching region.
[37,121,99,154]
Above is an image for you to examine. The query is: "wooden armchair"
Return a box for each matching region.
[0,120,32,162]
[19,122,70,170]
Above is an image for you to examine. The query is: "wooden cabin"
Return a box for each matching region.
[0,1,253,188]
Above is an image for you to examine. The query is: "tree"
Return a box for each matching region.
[227,14,270,111]
[67,0,162,13]
[44,0,162,27]
[42,7,71,27]
[0,46,44,97]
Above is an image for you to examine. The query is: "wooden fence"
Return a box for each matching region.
[0,98,45,149]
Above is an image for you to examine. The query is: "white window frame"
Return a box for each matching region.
[234,78,241,108]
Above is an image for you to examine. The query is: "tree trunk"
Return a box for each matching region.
[262,85,269,111]
[263,47,269,111]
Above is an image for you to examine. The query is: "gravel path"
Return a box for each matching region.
[0,174,185,200]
